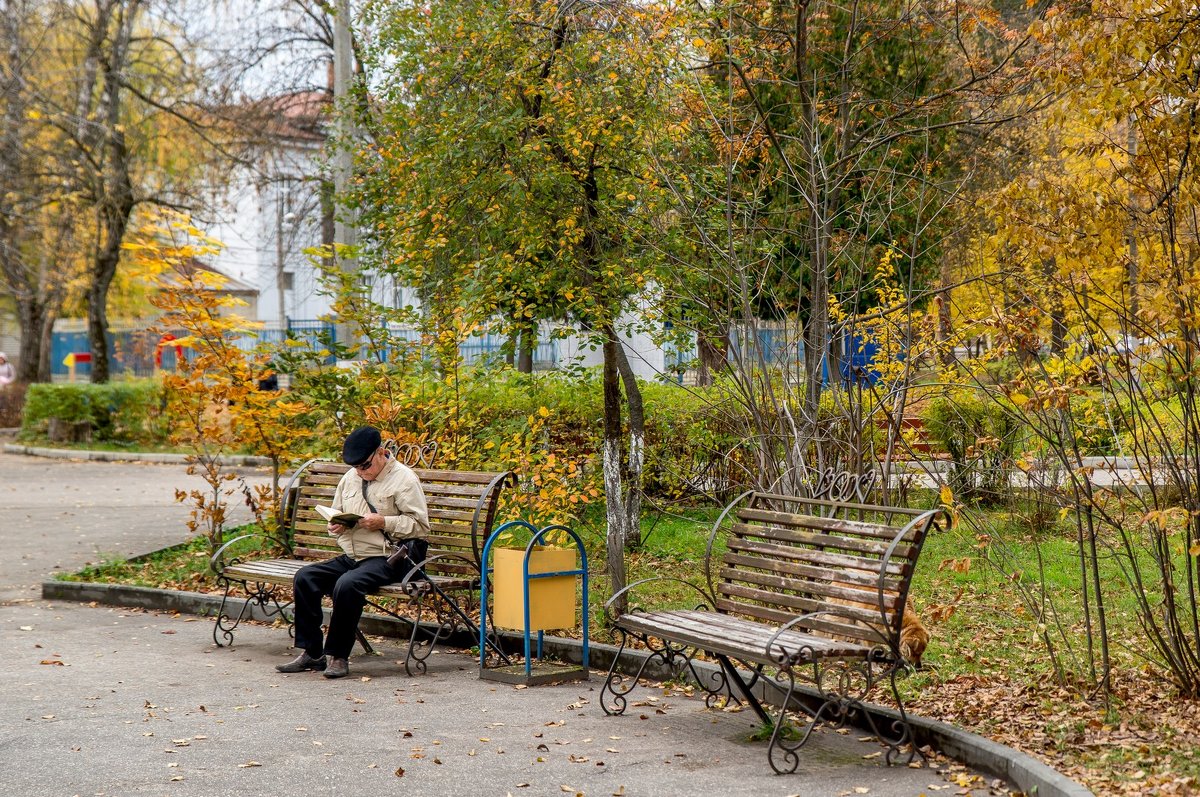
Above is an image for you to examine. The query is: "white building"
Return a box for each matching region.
[200,92,680,382]
[206,91,331,328]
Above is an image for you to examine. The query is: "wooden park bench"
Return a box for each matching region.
[600,487,946,774]
[210,442,514,675]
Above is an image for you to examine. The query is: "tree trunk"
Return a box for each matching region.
[89,171,134,383]
[598,319,648,611]
[87,0,138,383]
[601,333,629,614]
[14,301,43,382]
[1040,258,1066,354]
[802,243,829,417]
[696,329,728,387]
[794,0,829,423]
[517,324,534,373]
[610,325,645,550]
[36,306,54,380]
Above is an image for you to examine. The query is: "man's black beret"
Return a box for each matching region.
[342,426,382,466]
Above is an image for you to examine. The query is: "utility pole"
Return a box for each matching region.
[333,0,358,357]
[275,182,294,330]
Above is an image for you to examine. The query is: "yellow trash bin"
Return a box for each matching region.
[492,546,577,632]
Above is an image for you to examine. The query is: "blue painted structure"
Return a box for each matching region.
[479,520,589,679]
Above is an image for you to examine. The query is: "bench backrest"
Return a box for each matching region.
[285,459,514,580]
[707,492,945,651]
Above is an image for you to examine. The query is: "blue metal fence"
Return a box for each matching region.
[360,327,557,369]
[51,320,338,379]
[51,318,883,383]
[695,324,893,386]
[50,320,560,378]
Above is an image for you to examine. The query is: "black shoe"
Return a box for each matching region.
[275,652,327,673]
[323,657,350,679]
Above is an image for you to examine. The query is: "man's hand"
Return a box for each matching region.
[327,522,346,536]
[359,512,387,531]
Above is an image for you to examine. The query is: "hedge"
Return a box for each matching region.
[20,380,167,444]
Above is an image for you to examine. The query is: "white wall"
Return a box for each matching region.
[206,142,328,326]
[556,316,668,381]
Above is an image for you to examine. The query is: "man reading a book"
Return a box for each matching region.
[276,426,430,679]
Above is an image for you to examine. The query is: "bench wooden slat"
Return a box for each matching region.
[718,580,896,628]
[751,491,933,519]
[717,565,902,612]
[412,468,504,484]
[618,609,875,665]
[639,610,864,656]
[226,560,476,590]
[722,548,904,592]
[422,495,492,511]
[711,596,890,646]
[427,508,484,524]
[724,536,910,579]
[738,506,922,544]
[421,482,491,498]
[730,520,916,561]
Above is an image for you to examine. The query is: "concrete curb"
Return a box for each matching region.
[43,579,1092,797]
[4,442,271,467]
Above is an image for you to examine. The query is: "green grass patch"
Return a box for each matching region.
[745,718,802,743]
[59,527,275,591]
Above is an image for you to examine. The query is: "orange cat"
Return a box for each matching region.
[899,597,930,667]
[826,594,930,667]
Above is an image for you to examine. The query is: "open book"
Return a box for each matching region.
[314,505,362,526]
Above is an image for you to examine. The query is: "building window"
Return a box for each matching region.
[282,271,294,292]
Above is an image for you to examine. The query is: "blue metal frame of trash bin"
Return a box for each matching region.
[479,520,589,677]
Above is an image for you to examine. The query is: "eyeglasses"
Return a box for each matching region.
[351,448,380,470]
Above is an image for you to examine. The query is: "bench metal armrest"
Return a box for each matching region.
[603,576,715,624]
[209,531,292,576]
[876,507,945,635]
[395,551,480,589]
[467,471,517,568]
[765,609,892,666]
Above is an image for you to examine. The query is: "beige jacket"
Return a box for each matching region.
[331,458,430,560]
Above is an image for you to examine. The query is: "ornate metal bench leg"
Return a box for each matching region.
[402,584,446,676]
[213,579,293,648]
[212,577,253,647]
[403,601,429,676]
[767,667,805,775]
[881,664,923,766]
[600,628,638,715]
[602,629,719,716]
[766,662,838,775]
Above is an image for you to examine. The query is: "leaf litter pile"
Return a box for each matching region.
[906,660,1200,795]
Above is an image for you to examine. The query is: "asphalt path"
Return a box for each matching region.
[0,450,266,604]
[0,450,1007,797]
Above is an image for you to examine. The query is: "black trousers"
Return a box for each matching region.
[292,543,426,659]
